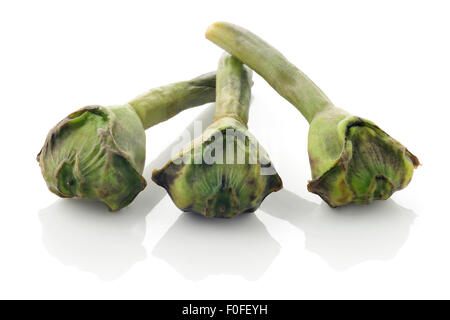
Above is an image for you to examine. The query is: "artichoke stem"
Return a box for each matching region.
[206,22,332,123]
[129,72,216,129]
[213,54,252,126]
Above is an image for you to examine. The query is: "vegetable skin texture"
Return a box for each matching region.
[206,22,419,207]
[152,54,282,218]
[37,72,216,211]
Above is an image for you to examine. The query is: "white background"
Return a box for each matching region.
[0,0,448,299]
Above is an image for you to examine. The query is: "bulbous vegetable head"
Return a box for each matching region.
[307,108,420,207]
[152,117,283,218]
[37,104,146,211]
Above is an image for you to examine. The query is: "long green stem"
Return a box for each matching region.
[214,54,252,125]
[206,22,332,123]
[128,72,216,129]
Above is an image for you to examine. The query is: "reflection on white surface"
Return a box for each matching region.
[261,189,416,270]
[39,161,168,280]
[39,105,215,280]
[153,212,280,281]
[39,199,147,280]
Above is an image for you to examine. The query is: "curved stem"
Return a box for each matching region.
[206,22,332,123]
[128,72,216,129]
[214,53,252,125]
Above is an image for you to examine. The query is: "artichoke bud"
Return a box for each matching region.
[307,108,420,207]
[152,117,283,218]
[37,104,146,211]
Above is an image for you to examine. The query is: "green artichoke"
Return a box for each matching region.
[306,109,419,207]
[206,22,419,207]
[152,54,282,218]
[37,72,216,211]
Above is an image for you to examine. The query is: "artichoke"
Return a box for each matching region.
[206,22,419,207]
[152,54,282,218]
[37,72,216,211]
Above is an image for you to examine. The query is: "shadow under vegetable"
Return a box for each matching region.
[152,212,280,281]
[260,189,416,270]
